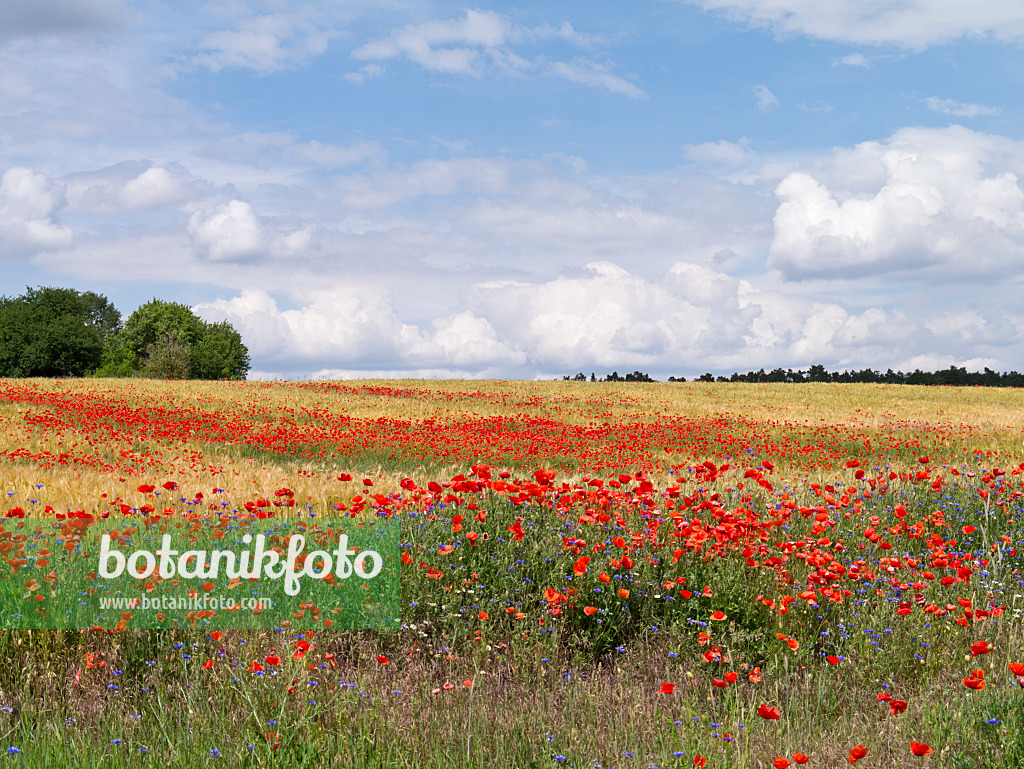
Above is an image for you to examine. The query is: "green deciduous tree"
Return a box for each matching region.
[97,298,250,380]
[189,321,250,380]
[0,286,121,377]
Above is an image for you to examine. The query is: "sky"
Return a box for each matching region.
[3,0,1024,380]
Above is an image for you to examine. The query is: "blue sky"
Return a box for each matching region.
[4,0,1024,379]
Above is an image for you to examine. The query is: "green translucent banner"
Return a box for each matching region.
[0,514,399,630]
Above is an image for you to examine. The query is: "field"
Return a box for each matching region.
[0,378,1022,768]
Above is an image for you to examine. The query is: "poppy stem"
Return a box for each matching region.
[466,664,478,765]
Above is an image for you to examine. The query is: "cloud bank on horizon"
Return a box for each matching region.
[2,0,1024,380]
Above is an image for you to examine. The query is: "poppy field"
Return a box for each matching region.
[0,378,1022,768]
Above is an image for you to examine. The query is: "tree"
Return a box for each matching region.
[189,321,250,380]
[97,299,250,380]
[144,334,192,379]
[624,370,654,382]
[806,364,830,382]
[0,286,121,377]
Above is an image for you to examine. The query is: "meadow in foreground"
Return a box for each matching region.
[0,378,1021,768]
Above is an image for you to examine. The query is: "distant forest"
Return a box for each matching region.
[565,365,1024,387]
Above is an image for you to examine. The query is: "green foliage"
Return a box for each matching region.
[0,288,251,381]
[94,334,135,378]
[119,298,206,367]
[143,334,193,379]
[0,286,121,377]
[190,320,251,380]
[97,298,250,380]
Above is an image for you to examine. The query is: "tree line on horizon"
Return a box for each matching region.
[562,371,656,382]
[565,364,1024,387]
[0,286,250,380]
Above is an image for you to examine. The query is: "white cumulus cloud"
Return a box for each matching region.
[768,126,1024,278]
[188,200,266,261]
[191,257,1024,379]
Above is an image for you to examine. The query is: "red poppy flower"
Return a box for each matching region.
[773,759,790,769]
[849,744,867,763]
[710,610,727,621]
[757,704,781,720]
[1008,662,1024,676]
[376,655,389,665]
[970,640,991,657]
[265,655,281,666]
[659,682,675,694]
[583,606,598,616]
[693,757,706,768]
[889,700,908,715]
[793,754,809,764]
[910,742,932,757]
